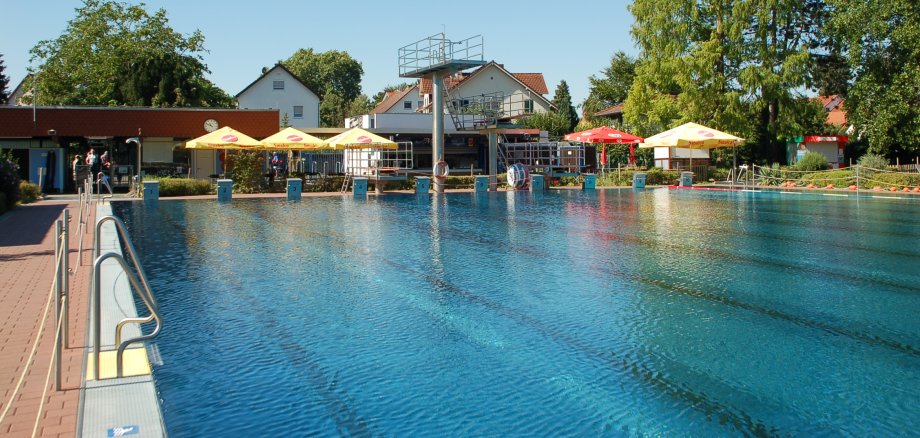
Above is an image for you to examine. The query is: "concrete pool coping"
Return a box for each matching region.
[78,202,165,438]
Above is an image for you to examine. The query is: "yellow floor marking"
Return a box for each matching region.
[86,348,151,380]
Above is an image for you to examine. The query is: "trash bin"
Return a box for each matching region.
[633,172,647,188]
[680,171,694,187]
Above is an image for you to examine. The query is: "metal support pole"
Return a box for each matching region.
[432,72,445,193]
[488,129,498,191]
[54,219,62,391]
[62,210,69,349]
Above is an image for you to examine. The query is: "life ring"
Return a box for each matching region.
[506,163,530,189]
[434,160,449,180]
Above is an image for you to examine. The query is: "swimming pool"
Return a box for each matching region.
[114,189,920,436]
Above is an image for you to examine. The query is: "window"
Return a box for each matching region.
[404,101,412,109]
[293,106,303,118]
[452,99,470,111]
[524,99,534,113]
[273,80,284,90]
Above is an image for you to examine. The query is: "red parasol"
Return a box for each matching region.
[564,126,643,164]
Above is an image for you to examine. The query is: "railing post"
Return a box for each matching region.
[62,210,69,349]
[54,219,62,391]
[856,164,860,194]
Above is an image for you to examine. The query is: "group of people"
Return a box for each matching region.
[72,147,113,193]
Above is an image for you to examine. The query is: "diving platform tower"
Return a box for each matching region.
[399,33,485,193]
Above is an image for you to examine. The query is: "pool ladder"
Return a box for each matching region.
[91,215,162,380]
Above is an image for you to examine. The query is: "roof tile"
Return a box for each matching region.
[370,85,417,114]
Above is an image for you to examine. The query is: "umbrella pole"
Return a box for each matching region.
[732,146,737,189]
[689,150,693,178]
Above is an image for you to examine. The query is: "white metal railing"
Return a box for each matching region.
[398,33,484,77]
[91,215,161,379]
[748,164,920,194]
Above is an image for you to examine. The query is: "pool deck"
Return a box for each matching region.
[0,199,88,437]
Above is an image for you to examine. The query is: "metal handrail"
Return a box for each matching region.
[91,215,161,379]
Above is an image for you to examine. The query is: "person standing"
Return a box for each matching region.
[72,154,83,187]
[86,148,100,182]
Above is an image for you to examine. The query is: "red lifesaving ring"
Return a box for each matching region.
[434,160,449,180]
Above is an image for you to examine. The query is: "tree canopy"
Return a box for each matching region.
[517,111,572,139]
[0,54,9,104]
[619,0,843,163]
[582,52,637,119]
[283,49,364,127]
[828,0,920,156]
[28,0,231,107]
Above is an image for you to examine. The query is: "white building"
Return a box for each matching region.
[653,147,710,170]
[236,64,320,129]
[348,61,553,131]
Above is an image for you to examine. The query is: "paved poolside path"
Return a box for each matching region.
[0,199,93,437]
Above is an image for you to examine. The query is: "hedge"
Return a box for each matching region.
[148,177,213,197]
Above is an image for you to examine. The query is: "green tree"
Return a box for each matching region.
[828,0,920,156]
[582,52,638,119]
[347,94,373,118]
[284,49,364,128]
[517,111,572,139]
[551,80,578,132]
[319,89,346,127]
[625,0,831,164]
[28,0,230,107]
[0,54,9,104]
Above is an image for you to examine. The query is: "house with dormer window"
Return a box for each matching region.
[236,64,320,129]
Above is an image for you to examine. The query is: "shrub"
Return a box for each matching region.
[795,152,828,172]
[19,181,42,204]
[800,169,855,186]
[440,175,476,189]
[304,176,345,193]
[225,151,265,193]
[857,153,888,173]
[858,172,920,189]
[757,163,785,186]
[645,168,680,185]
[596,168,679,186]
[0,150,22,209]
[709,167,730,182]
[150,177,213,197]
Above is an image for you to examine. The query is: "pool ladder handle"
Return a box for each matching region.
[91,215,162,380]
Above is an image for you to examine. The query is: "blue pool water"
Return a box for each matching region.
[114,189,920,436]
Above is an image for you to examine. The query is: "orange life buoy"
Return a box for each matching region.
[434,160,449,180]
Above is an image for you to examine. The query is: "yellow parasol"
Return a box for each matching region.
[185,126,264,149]
[324,127,398,150]
[639,122,744,171]
[639,122,744,149]
[260,127,326,150]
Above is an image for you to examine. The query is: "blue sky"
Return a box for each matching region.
[3,0,637,109]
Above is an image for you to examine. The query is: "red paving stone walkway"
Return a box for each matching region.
[1,200,95,437]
